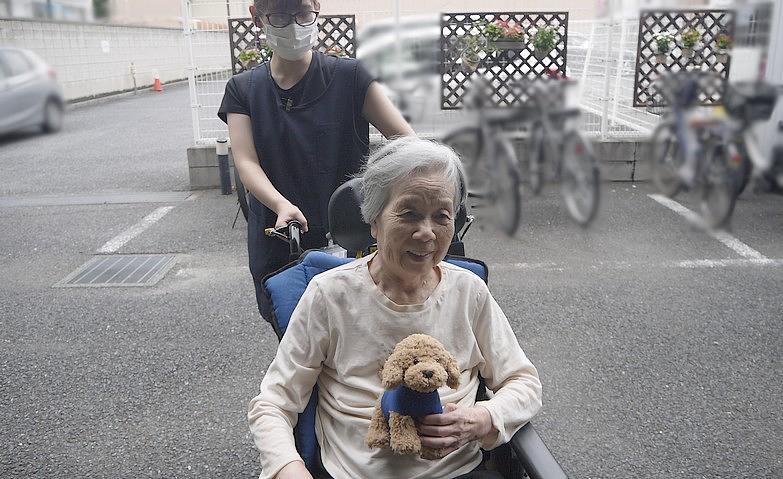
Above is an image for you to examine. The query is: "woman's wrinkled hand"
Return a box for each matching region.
[275,460,313,479]
[417,403,496,455]
[274,202,308,233]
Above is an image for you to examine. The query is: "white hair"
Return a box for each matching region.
[359,137,467,224]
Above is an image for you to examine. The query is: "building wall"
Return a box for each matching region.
[5,0,93,21]
[0,18,225,101]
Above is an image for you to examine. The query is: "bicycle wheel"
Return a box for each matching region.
[560,132,600,226]
[528,123,545,195]
[234,164,249,222]
[441,127,487,197]
[651,121,685,198]
[700,143,738,228]
[487,138,522,236]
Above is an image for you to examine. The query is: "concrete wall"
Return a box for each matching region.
[187,136,653,191]
[0,18,225,101]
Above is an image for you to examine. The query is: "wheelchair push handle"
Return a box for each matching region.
[264,221,304,260]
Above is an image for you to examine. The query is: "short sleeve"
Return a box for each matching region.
[218,73,251,123]
[354,59,376,115]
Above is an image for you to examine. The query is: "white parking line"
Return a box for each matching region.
[491,258,783,272]
[648,194,767,260]
[97,206,175,254]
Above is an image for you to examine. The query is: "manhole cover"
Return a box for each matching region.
[55,254,176,288]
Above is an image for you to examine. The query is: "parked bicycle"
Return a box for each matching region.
[523,78,600,226]
[440,77,523,236]
[650,70,743,228]
[720,81,781,196]
[442,77,600,234]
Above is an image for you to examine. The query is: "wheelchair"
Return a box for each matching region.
[258,178,567,479]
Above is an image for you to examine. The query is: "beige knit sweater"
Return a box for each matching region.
[248,254,542,479]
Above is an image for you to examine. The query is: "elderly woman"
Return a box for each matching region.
[248,137,542,479]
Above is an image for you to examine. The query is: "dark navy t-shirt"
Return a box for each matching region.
[218,52,375,280]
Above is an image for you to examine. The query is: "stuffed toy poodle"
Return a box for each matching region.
[366,334,461,459]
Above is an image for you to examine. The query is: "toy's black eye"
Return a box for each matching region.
[413,359,419,365]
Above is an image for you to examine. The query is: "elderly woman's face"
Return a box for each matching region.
[371,171,456,278]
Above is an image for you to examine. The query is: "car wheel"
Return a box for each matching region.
[42,99,63,133]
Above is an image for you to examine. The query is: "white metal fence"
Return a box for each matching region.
[180,2,660,145]
[0,18,223,101]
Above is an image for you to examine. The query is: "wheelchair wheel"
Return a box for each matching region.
[701,143,738,228]
[561,131,600,226]
[651,121,685,198]
[235,165,249,222]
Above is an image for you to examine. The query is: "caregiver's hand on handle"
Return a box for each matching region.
[274,200,308,233]
[417,403,497,456]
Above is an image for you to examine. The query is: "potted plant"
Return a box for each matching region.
[715,33,732,62]
[238,48,262,69]
[459,33,486,73]
[531,25,558,60]
[325,45,349,58]
[484,19,526,50]
[680,29,701,58]
[652,31,675,63]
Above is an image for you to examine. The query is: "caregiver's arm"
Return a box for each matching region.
[227,113,308,231]
[362,82,416,139]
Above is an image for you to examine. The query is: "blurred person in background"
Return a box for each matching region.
[218,0,414,319]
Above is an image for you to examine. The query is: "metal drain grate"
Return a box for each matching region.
[55,254,176,288]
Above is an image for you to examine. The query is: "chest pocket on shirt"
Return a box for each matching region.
[314,123,342,174]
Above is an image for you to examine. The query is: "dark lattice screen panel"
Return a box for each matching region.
[229,15,356,75]
[440,12,569,110]
[633,10,735,108]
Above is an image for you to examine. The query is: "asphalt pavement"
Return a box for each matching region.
[1,83,781,478]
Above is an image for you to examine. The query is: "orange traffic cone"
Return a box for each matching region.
[152,74,162,92]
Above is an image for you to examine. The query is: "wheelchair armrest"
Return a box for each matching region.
[509,422,567,479]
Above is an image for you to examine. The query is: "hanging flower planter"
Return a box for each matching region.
[534,48,550,60]
[491,40,526,50]
[484,19,526,50]
[679,29,701,60]
[651,31,675,64]
[238,48,262,70]
[715,33,733,63]
[531,25,558,62]
[461,53,480,72]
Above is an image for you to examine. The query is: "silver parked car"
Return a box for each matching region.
[0,47,64,135]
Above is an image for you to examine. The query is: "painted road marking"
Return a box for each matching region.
[97,206,175,254]
[648,194,767,260]
[491,258,783,272]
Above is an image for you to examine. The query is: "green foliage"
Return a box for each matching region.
[681,29,700,48]
[484,20,524,42]
[532,25,557,52]
[238,49,262,64]
[652,31,674,54]
[483,22,504,42]
[716,33,733,50]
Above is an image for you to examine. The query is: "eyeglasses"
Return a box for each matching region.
[265,11,319,28]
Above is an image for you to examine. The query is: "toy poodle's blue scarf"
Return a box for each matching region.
[381,385,443,421]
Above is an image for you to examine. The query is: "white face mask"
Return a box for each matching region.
[264,22,318,61]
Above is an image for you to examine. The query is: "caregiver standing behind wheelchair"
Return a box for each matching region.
[248,137,542,479]
[219,0,413,318]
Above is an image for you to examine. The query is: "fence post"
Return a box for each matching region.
[217,138,231,195]
[601,19,613,141]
